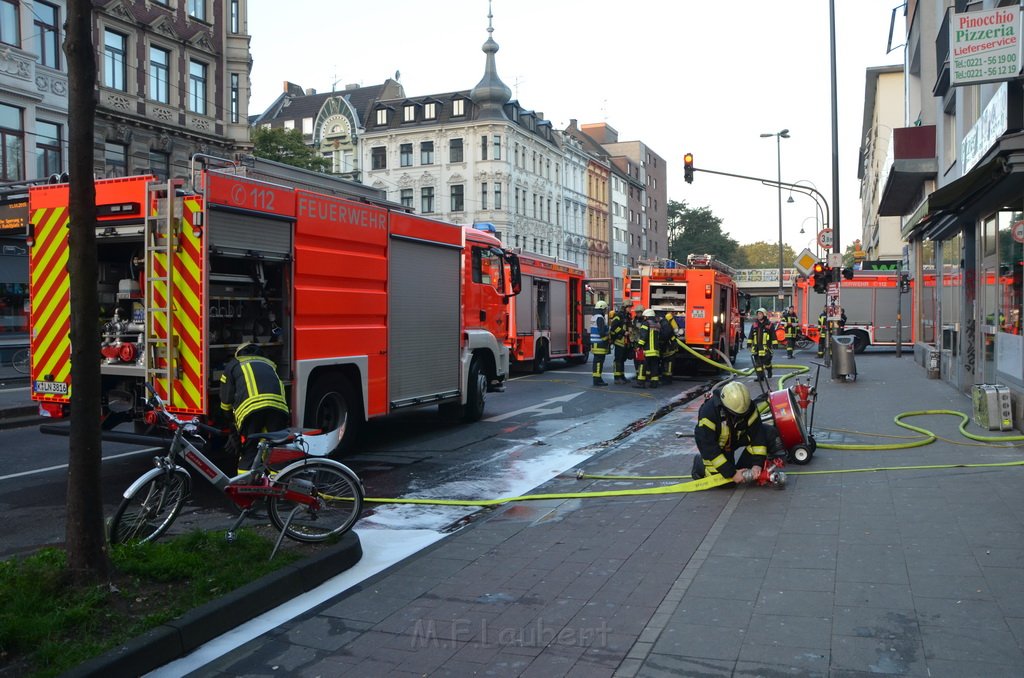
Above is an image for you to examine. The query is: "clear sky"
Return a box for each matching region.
[248,0,903,256]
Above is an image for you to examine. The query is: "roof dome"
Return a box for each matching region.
[469,6,510,120]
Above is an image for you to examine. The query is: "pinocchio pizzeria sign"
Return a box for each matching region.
[950,6,1022,87]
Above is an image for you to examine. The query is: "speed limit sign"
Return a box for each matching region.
[817,228,833,249]
[1013,221,1024,243]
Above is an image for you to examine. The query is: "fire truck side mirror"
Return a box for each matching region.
[507,252,522,296]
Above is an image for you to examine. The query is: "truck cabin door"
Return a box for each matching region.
[468,245,508,328]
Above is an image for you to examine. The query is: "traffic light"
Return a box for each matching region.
[684,153,694,184]
[811,262,828,293]
[899,273,910,293]
[841,267,854,281]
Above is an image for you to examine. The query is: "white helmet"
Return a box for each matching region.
[642,309,656,318]
[720,381,751,415]
[595,300,608,310]
[756,307,768,315]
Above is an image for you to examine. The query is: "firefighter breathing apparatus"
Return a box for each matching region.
[355,336,1024,508]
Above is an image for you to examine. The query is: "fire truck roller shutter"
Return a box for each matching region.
[208,208,292,257]
[550,279,569,355]
[515,275,536,334]
[388,236,461,406]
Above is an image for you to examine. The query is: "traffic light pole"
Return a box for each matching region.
[691,166,831,243]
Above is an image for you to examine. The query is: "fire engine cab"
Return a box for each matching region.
[623,253,744,373]
[28,161,518,451]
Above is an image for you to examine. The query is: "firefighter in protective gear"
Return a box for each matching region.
[692,381,787,483]
[659,312,678,384]
[781,305,799,359]
[633,309,662,388]
[610,304,630,384]
[748,308,778,385]
[220,342,290,474]
[591,300,610,386]
[816,307,847,358]
[629,306,647,384]
[662,311,686,382]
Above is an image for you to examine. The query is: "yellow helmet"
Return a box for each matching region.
[720,381,751,415]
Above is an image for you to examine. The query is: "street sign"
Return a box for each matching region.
[793,248,818,275]
[826,282,841,322]
[1013,220,1024,243]
[817,228,833,249]
[828,252,844,268]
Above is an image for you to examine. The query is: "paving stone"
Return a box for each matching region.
[921,658,1024,678]
[743,613,832,648]
[763,566,835,592]
[671,594,755,629]
[907,573,992,601]
[754,589,835,618]
[734,650,828,677]
[651,622,743,661]
[905,552,983,578]
[912,596,1009,630]
[833,581,914,609]
[829,634,928,675]
[919,624,1024,665]
[832,606,919,640]
[636,652,733,677]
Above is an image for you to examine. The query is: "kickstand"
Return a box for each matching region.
[270,505,302,561]
[226,509,249,544]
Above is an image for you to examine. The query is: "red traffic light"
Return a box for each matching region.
[683,153,693,165]
[811,262,825,275]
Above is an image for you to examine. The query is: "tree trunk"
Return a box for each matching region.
[64,0,108,582]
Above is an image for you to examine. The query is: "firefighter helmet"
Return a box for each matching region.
[235,342,261,358]
[756,307,768,315]
[720,381,751,415]
[595,300,608,310]
[642,309,656,318]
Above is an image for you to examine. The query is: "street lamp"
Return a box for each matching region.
[760,128,790,310]
[788,179,827,258]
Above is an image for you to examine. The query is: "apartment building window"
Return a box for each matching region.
[494,183,502,210]
[283,120,295,130]
[532,194,537,218]
[400,189,413,208]
[492,135,501,160]
[35,2,59,68]
[403,104,416,122]
[375,108,388,125]
[514,188,520,214]
[188,0,206,21]
[547,198,551,223]
[149,150,169,180]
[371,146,386,170]
[424,103,436,120]
[189,60,207,114]
[452,99,465,116]
[532,151,536,173]
[230,73,240,123]
[421,187,434,213]
[0,0,18,47]
[451,185,464,212]
[104,142,128,178]
[35,120,61,177]
[449,138,463,163]
[420,141,434,165]
[481,182,488,210]
[481,135,488,160]
[400,143,412,167]
[0,104,23,181]
[229,0,240,33]
[103,30,127,91]
[302,117,313,135]
[148,46,170,103]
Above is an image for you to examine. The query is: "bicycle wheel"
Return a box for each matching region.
[108,469,190,545]
[796,337,812,350]
[11,349,29,374]
[268,460,362,543]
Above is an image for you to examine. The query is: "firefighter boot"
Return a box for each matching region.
[593,376,607,387]
[649,378,660,389]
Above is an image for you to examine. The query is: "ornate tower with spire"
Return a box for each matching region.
[469,1,511,120]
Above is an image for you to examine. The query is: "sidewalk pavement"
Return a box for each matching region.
[82,352,1024,676]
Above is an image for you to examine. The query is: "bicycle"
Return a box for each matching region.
[11,348,29,374]
[108,383,364,557]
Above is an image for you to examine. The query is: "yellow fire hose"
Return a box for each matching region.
[357,343,1024,507]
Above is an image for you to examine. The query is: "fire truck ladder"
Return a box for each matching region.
[144,179,185,397]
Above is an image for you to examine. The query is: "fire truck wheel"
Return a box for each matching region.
[307,379,360,453]
[464,360,487,422]
[846,330,869,354]
[532,343,549,374]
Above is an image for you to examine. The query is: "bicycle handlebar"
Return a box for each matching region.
[144,382,226,438]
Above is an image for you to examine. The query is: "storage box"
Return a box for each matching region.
[972,384,1013,431]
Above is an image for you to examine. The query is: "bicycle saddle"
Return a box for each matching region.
[244,429,298,445]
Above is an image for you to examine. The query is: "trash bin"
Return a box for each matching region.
[831,335,857,382]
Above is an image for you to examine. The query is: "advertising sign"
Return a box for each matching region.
[961,82,1008,172]
[0,200,28,233]
[949,6,1021,87]
[826,282,842,322]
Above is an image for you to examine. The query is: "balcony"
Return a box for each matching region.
[933,8,950,97]
[877,125,938,217]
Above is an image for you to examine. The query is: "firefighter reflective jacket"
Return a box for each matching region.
[219,355,289,429]
[748,319,778,356]
[782,311,799,339]
[694,390,774,479]
[591,312,609,355]
[636,319,662,358]
[609,311,628,347]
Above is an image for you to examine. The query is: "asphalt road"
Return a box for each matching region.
[0,360,706,560]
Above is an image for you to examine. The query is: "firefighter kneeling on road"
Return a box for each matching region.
[691,381,787,485]
[220,342,290,475]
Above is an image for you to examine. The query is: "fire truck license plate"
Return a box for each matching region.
[692,309,705,318]
[34,381,69,395]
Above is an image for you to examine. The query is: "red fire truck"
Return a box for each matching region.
[28,165,518,451]
[793,270,915,353]
[622,254,745,373]
[465,226,588,373]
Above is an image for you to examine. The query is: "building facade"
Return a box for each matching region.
[880,0,1024,426]
[858,65,905,261]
